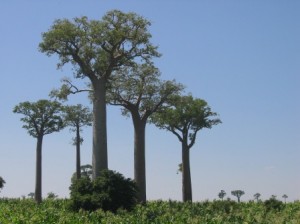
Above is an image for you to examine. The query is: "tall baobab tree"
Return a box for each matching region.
[152,95,221,202]
[39,10,160,178]
[107,64,183,203]
[63,104,92,179]
[13,100,64,203]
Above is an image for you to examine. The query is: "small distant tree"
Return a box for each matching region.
[152,95,221,202]
[271,195,277,199]
[282,194,288,203]
[63,104,92,179]
[47,192,58,199]
[13,100,64,203]
[218,190,226,201]
[28,192,35,199]
[0,176,5,192]
[81,164,93,178]
[254,193,261,202]
[71,164,93,182]
[231,190,245,203]
[176,163,183,174]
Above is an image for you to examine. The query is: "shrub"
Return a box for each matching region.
[69,170,138,212]
[264,197,283,212]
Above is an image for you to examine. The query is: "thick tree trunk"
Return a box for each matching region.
[76,125,81,179]
[92,80,108,179]
[35,136,43,204]
[133,116,147,203]
[182,142,192,202]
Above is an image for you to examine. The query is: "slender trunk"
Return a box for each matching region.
[92,80,108,179]
[132,115,147,203]
[238,197,240,203]
[35,135,43,204]
[76,124,81,179]
[182,141,192,202]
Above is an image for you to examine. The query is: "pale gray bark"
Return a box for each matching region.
[132,116,147,203]
[76,124,81,179]
[182,141,192,202]
[92,80,108,178]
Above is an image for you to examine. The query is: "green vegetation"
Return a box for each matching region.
[69,170,138,212]
[0,199,299,223]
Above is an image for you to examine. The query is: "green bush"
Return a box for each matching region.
[69,169,138,212]
[264,197,284,212]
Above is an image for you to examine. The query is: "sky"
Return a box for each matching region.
[0,1,299,202]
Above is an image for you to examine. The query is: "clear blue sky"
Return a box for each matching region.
[0,1,299,202]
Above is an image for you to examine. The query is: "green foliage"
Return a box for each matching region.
[62,104,92,133]
[69,170,138,212]
[151,94,221,149]
[13,100,64,138]
[47,192,58,199]
[1,199,300,223]
[0,176,5,192]
[39,10,160,81]
[264,197,284,212]
[107,63,183,118]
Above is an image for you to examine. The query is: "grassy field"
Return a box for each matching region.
[0,198,300,223]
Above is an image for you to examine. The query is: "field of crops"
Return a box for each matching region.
[0,198,300,223]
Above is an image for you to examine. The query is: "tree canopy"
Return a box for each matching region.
[152,95,221,150]
[13,100,64,138]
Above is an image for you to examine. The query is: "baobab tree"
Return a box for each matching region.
[63,104,92,179]
[254,193,261,202]
[13,100,64,203]
[218,190,226,201]
[107,64,183,203]
[28,192,35,199]
[0,176,5,193]
[152,95,221,202]
[282,194,288,203]
[39,10,160,178]
[231,190,245,203]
